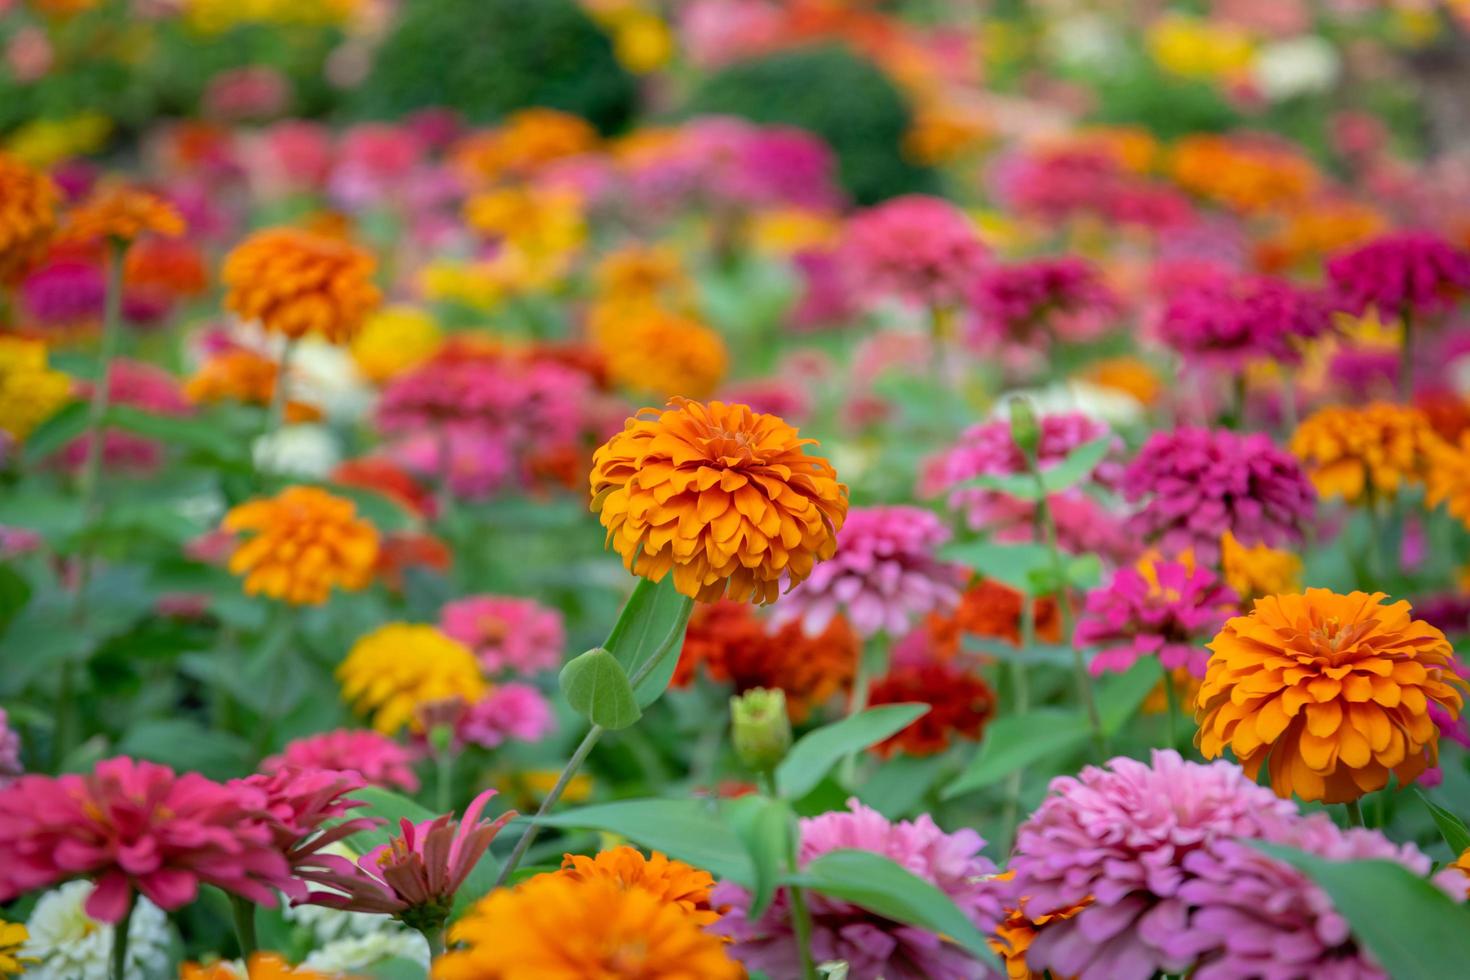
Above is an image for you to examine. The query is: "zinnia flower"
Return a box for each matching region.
[0,708,20,785]
[590,305,728,400]
[181,953,337,979]
[866,659,994,757]
[261,729,420,793]
[1196,589,1465,802]
[0,757,291,922]
[589,398,847,604]
[842,194,989,308]
[1076,554,1239,677]
[349,305,442,384]
[1219,530,1302,601]
[0,336,71,442]
[186,348,320,423]
[236,767,378,882]
[1428,432,1470,531]
[438,595,564,675]
[1327,231,1470,320]
[337,623,486,735]
[1122,427,1316,562]
[772,505,965,639]
[556,846,719,926]
[1157,274,1331,371]
[0,920,29,978]
[966,256,1119,352]
[222,486,380,605]
[61,185,184,245]
[19,880,169,980]
[222,228,381,344]
[711,799,1005,980]
[434,872,741,980]
[1291,403,1440,503]
[0,151,58,280]
[455,684,555,750]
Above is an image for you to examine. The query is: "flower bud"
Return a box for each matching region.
[730,688,792,772]
[1008,396,1040,457]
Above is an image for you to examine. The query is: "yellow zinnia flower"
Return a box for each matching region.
[463,185,587,283]
[1197,589,1464,803]
[0,920,33,977]
[590,398,848,604]
[1290,402,1441,504]
[223,486,380,605]
[1220,531,1302,602]
[0,336,72,442]
[557,846,719,926]
[338,623,486,734]
[349,305,443,384]
[433,873,742,980]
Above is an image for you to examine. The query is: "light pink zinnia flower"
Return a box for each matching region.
[1075,558,1239,677]
[297,788,515,924]
[458,684,555,749]
[712,799,1006,980]
[842,195,989,308]
[262,729,421,793]
[0,757,292,922]
[771,505,966,639]
[438,595,565,675]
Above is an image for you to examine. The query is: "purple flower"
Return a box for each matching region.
[1122,427,1316,563]
[1007,751,1300,980]
[1328,231,1470,319]
[1157,274,1331,371]
[711,799,1005,980]
[965,256,1119,352]
[842,195,989,308]
[438,595,565,675]
[771,506,966,639]
[1075,558,1239,677]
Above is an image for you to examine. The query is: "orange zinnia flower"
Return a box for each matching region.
[590,304,728,399]
[557,846,719,926]
[222,227,381,344]
[63,185,184,245]
[181,953,344,979]
[590,399,848,604]
[0,151,58,281]
[222,485,380,605]
[185,348,320,422]
[1290,403,1442,504]
[1219,531,1302,602]
[124,235,209,299]
[953,578,1063,647]
[1428,432,1470,531]
[989,872,1091,980]
[434,873,741,980]
[1196,589,1464,803]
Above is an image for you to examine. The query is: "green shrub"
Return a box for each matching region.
[686,43,935,204]
[356,0,638,133]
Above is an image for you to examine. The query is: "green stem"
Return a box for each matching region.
[999,600,1036,853]
[264,337,297,442]
[251,605,296,759]
[418,923,446,961]
[1399,307,1414,403]
[1163,669,1182,752]
[110,892,136,980]
[435,748,455,814]
[788,881,820,980]
[840,635,882,785]
[230,894,258,961]
[1344,799,1365,828]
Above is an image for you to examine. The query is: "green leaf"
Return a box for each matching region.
[1417,792,1470,856]
[534,798,754,885]
[726,795,793,917]
[858,753,953,819]
[116,719,251,782]
[603,578,695,707]
[1096,658,1166,736]
[368,959,431,980]
[939,542,1053,595]
[1249,841,1470,980]
[345,786,438,854]
[943,708,1089,797]
[20,399,85,463]
[0,565,31,636]
[776,703,929,800]
[787,849,1002,971]
[559,647,642,730]
[1037,437,1113,493]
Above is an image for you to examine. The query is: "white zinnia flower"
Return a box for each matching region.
[252,423,342,479]
[993,380,1146,429]
[302,931,430,973]
[1252,36,1340,100]
[21,881,170,980]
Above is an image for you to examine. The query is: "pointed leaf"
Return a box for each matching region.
[1417,792,1470,856]
[559,647,642,730]
[726,795,793,917]
[603,578,695,706]
[943,708,1089,797]
[1097,658,1166,736]
[534,798,754,885]
[776,703,929,800]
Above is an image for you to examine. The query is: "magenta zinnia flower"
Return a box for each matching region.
[297,788,515,929]
[457,683,555,750]
[0,757,292,922]
[1075,558,1238,677]
[1158,274,1331,371]
[1327,231,1470,319]
[438,595,565,675]
[236,767,378,886]
[711,799,1005,980]
[262,729,422,793]
[771,505,966,639]
[1121,427,1316,562]
[965,255,1119,352]
[842,195,989,308]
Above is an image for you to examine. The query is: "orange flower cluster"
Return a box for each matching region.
[222,227,381,344]
[867,660,995,757]
[62,185,184,245]
[1166,135,1319,215]
[1197,589,1464,803]
[1255,199,1384,274]
[589,303,728,400]
[590,399,848,604]
[1291,403,1441,504]
[1428,432,1470,531]
[0,151,58,280]
[451,108,600,184]
[674,600,856,720]
[124,235,209,300]
[222,486,380,605]
[185,348,320,423]
[557,846,719,926]
[182,954,343,980]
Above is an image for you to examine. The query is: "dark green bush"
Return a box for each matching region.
[686,43,935,204]
[355,0,638,133]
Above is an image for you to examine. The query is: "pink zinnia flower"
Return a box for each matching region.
[1158,274,1331,371]
[1122,427,1316,562]
[297,788,515,926]
[718,377,812,424]
[245,120,334,198]
[965,255,1119,353]
[236,767,378,882]
[458,684,555,750]
[792,247,861,330]
[20,256,105,329]
[331,124,426,210]
[438,595,565,675]
[0,708,20,785]
[771,505,966,639]
[262,729,421,793]
[1327,231,1470,319]
[711,799,1005,980]
[842,195,989,308]
[0,757,291,922]
[1075,558,1239,677]
[202,66,290,121]
[57,359,192,475]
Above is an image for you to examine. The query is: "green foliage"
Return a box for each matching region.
[775,703,929,800]
[686,43,936,203]
[356,0,637,133]
[560,647,642,730]
[1087,62,1243,140]
[535,798,756,885]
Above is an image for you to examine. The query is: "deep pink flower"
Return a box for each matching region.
[842,195,989,308]
[771,506,966,639]
[20,256,105,329]
[997,148,1193,230]
[331,124,426,210]
[1328,231,1470,319]
[1122,427,1316,562]
[235,767,378,882]
[1158,274,1331,371]
[0,757,291,922]
[458,684,555,749]
[792,247,861,330]
[438,595,565,675]
[202,66,290,121]
[965,256,1119,353]
[246,121,334,198]
[297,788,515,927]
[1075,558,1239,677]
[57,359,192,474]
[262,730,420,793]
[711,799,1005,980]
